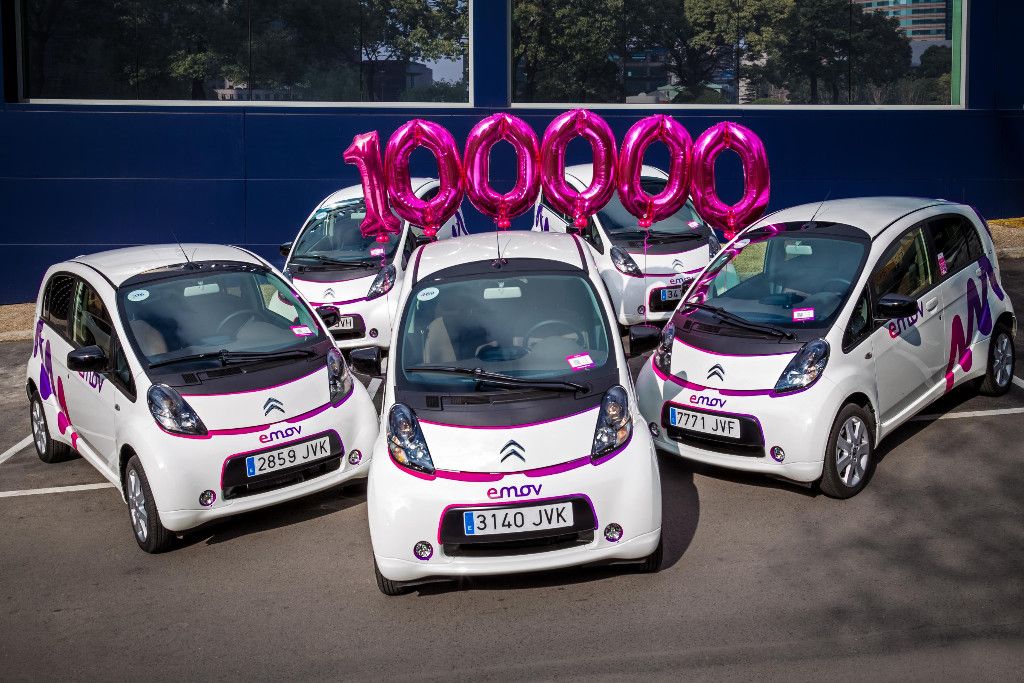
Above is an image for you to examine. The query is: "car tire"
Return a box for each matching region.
[637,536,663,573]
[30,392,73,464]
[374,560,411,596]
[124,456,175,554]
[979,326,1015,396]
[819,403,876,499]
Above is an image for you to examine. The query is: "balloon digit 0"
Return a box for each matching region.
[342,131,401,243]
[690,121,770,239]
[540,109,618,229]
[384,119,465,239]
[616,114,693,229]
[463,113,541,229]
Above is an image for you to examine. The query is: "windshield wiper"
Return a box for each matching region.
[648,229,702,240]
[291,255,379,269]
[149,348,315,369]
[405,365,586,392]
[683,302,796,340]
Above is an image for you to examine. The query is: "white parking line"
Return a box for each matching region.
[910,406,1024,423]
[367,378,382,400]
[0,482,115,499]
[1013,375,1024,391]
[0,435,33,466]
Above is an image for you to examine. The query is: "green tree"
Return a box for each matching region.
[918,44,952,78]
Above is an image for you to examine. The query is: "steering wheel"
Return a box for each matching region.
[525,319,586,348]
[216,310,255,337]
[821,278,851,294]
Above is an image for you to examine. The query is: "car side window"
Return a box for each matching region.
[70,281,114,351]
[843,288,872,352]
[870,226,934,300]
[928,215,974,278]
[43,273,76,336]
[964,220,985,262]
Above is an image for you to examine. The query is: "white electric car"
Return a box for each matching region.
[534,164,720,328]
[351,231,663,594]
[26,244,378,552]
[636,197,1016,498]
[278,179,466,350]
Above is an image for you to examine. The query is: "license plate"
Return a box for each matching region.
[660,287,682,302]
[335,316,355,330]
[462,502,574,536]
[669,407,741,439]
[245,435,332,477]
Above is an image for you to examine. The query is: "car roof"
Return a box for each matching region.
[414,231,587,281]
[71,244,261,287]
[756,197,960,238]
[565,163,665,187]
[318,178,434,208]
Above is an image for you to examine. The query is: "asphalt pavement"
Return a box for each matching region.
[1,262,1023,680]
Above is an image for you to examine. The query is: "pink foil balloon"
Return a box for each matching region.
[343,131,402,243]
[690,121,770,239]
[616,115,693,229]
[540,109,618,229]
[384,119,465,239]
[463,113,541,229]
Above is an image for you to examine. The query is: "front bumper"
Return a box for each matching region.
[605,271,693,326]
[367,432,662,582]
[322,296,397,350]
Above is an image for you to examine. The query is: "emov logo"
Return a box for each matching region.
[887,301,926,339]
[259,425,302,444]
[944,256,1006,391]
[487,483,543,500]
[690,394,727,409]
[78,371,105,392]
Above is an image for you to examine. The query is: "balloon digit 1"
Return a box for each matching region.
[384,119,465,240]
[463,113,541,230]
[343,131,401,243]
[690,121,770,239]
[540,109,618,230]
[616,114,693,229]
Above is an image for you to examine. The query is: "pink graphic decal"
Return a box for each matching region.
[370,247,385,257]
[944,256,1006,391]
[566,353,595,371]
[291,325,314,337]
[937,252,948,276]
[792,307,815,322]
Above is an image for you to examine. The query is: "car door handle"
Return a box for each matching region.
[925,298,938,312]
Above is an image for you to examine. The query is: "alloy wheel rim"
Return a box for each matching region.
[993,334,1014,388]
[31,401,47,454]
[128,470,149,542]
[836,416,870,488]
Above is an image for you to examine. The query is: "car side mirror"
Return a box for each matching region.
[316,305,340,328]
[873,293,918,321]
[67,345,108,373]
[279,242,291,257]
[349,346,383,377]
[628,324,662,357]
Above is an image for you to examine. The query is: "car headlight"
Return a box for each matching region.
[775,339,829,393]
[366,264,397,300]
[592,385,632,459]
[653,322,674,375]
[610,246,643,278]
[387,404,434,475]
[148,384,207,436]
[327,347,352,402]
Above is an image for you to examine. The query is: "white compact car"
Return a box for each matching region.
[636,197,1016,498]
[278,179,466,350]
[534,164,720,328]
[351,231,663,594]
[26,244,378,552]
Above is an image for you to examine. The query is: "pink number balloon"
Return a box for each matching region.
[384,119,464,239]
[463,113,540,229]
[343,131,401,243]
[616,115,693,229]
[540,109,618,229]
[690,121,770,239]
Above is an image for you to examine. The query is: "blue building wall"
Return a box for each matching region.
[0,0,1021,304]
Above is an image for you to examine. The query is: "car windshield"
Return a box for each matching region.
[597,177,704,236]
[688,226,868,329]
[292,199,399,265]
[397,273,613,391]
[120,265,324,365]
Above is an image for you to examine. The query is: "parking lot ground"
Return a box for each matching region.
[1,263,1023,680]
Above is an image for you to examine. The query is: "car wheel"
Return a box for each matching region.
[819,403,875,499]
[637,536,663,573]
[30,392,73,464]
[979,326,1015,396]
[374,560,411,596]
[124,456,175,553]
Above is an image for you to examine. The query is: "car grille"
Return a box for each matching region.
[661,403,766,457]
[331,313,366,341]
[648,283,691,313]
[438,497,597,556]
[221,431,343,500]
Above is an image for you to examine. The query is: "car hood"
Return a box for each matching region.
[291,274,376,306]
[666,337,798,393]
[615,243,710,279]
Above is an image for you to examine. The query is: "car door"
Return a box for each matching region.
[63,278,122,466]
[869,223,945,425]
[38,273,77,443]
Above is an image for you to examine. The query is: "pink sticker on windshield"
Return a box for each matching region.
[370,247,385,257]
[291,325,314,337]
[566,353,595,371]
[937,252,948,275]
[792,308,815,322]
